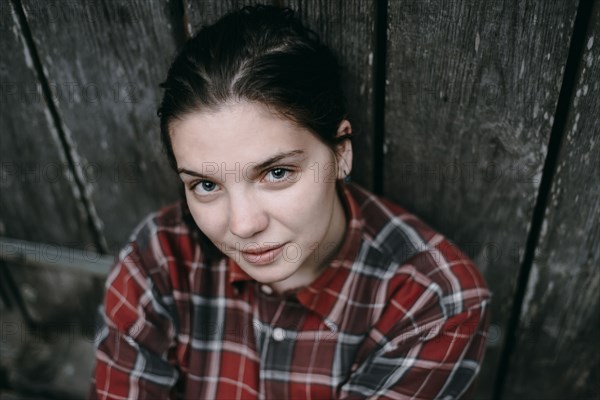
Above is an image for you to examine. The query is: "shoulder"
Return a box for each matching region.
[102,202,191,341]
[127,200,195,254]
[110,200,203,294]
[346,183,490,316]
[347,183,445,263]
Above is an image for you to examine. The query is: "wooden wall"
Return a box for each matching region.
[0,0,597,399]
[502,1,600,398]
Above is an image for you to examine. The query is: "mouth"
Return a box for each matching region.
[240,243,286,265]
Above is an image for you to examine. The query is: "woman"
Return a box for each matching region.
[91,5,489,399]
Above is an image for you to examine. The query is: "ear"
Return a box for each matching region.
[335,119,353,180]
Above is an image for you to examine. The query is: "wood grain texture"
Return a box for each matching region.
[383,1,578,398]
[0,292,96,399]
[20,0,183,252]
[2,2,184,395]
[0,1,95,248]
[186,0,376,189]
[503,2,600,398]
[185,0,273,29]
[1,0,102,336]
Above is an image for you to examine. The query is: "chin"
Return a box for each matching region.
[242,263,297,284]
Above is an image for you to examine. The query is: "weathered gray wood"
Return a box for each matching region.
[0,237,112,278]
[185,0,273,29]
[186,0,376,189]
[0,0,95,248]
[2,3,184,396]
[0,236,109,334]
[1,0,102,332]
[0,392,48,400]
[503,2,600,398]
[20,0,183,252]
[383,1,578,398]
[0,298,96,399]
[0,239,104,399]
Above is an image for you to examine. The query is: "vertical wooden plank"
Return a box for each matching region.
[185,0,273,28]
[503,2,600,397]
[186,0,376,189]
[0,1,95,247]
[1,0,101,342]
[19,0,184,252]
[2,2,184,396]
[384,1,578,398]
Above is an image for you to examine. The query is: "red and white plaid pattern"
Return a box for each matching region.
[90,183,490,399]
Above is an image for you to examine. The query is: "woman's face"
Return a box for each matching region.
[170,101,352,292]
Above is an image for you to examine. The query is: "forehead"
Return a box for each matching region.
[170,102,327,168]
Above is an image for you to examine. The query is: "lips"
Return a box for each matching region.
[240,243,286,265]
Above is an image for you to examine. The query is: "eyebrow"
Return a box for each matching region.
[177,150,306,179]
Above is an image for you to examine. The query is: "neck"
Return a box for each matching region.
[270,185,348,293]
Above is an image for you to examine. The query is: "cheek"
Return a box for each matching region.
[186,198,228,240]
[274,178,337,227]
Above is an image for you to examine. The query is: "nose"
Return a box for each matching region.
[228,190,268,239]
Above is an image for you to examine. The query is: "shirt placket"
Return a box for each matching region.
[254,283,303,400]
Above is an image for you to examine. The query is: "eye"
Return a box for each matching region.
[264,167,291,183]
[192,180,220,195]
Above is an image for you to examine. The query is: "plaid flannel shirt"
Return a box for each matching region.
[90,182,490,399]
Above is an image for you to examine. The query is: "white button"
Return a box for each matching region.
[260,284,273,295]
[324,319,338,332]
[272,327,285,341]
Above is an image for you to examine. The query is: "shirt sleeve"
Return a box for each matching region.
[340,254,490,400]
[89,243,179,400]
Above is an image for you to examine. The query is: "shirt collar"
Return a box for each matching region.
[296,182,364,327]
[228,256,252,282]
[227,183,365,326]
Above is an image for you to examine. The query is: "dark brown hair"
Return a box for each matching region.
[157,5,349,171]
